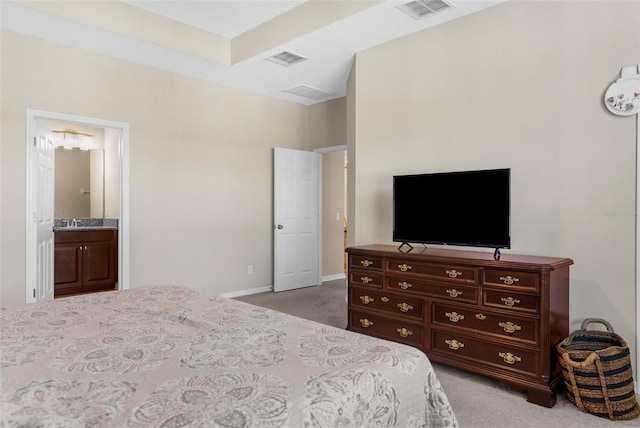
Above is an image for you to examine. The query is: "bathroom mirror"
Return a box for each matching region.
[46,120,120,220]
[54,147,104,218]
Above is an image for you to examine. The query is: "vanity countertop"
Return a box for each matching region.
[54,218,118,232]
[54,226,118,232]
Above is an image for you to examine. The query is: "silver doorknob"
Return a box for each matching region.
[276,224,283,229]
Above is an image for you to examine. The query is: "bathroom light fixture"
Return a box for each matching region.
[52,130,94,150]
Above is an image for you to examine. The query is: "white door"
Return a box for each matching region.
[273,148,321,292]
[34,123,55,301]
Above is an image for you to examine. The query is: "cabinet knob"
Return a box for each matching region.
[446,289,462,298]
[359,318,373,328]
[500,297,520,306]
[359,295,374,304]
[397,327,413,337]
[498,352,522,364]
[446,269,462,278]
[398,281,412,290]
[445,311,464,322]
[360,259,373,267]
[500,275,519,285]
[360,276,372,284]
[397,303,413,312]
[445,339,464,350]
[475,313,487,320]
[398,263,412,272]
[498,321,522,333]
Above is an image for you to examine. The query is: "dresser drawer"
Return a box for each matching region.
[431,329,538,377]
[431,303,538,345]
[349,271,383,289]
[349,254,382,270]
[350,287,424,321]
[350,310,424,348]
[482,269,539,292]
[386,258,478,284]
[386,275,478,304]
[482,289,539,314]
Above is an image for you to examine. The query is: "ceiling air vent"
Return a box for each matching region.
[266,50,307,67]
[283,85,334,100]
[397,0,453,20]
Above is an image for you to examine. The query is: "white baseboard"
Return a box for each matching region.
[322,273,346,282]
[220,274,345,299]
[220,285,273,299]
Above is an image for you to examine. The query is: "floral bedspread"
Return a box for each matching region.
[0,285,458,427]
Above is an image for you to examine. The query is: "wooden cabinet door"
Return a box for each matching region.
[54,242,82,293]
[83,240,117,287]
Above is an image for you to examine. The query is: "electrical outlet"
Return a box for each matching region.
[248,265,254,274]
[336,212,340,221]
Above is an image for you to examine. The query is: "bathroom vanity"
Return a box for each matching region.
[54,221,118,297]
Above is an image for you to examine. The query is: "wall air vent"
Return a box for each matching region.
[397,0,453,20]
[283,85,334,100]
[266,51,308,67]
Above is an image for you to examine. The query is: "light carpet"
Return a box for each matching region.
[236,279,640,428]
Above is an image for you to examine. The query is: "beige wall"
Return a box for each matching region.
[349,0,639,367]
[0,30,340,307]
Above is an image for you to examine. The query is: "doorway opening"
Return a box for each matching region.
[26,109,130,303]
[315,145,347,283]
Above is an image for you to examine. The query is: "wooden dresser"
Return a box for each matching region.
[346,244,572,407]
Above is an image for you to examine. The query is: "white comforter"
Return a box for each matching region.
[1,285,458,427]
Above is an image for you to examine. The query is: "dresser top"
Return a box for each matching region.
[346,244,573,270]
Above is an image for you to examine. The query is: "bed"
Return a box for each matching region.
[1,285,458,427]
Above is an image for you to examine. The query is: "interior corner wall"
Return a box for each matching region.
[351,0,640,373]
[0,29,326,308]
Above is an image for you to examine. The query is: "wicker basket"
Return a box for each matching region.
[557,318,640,420]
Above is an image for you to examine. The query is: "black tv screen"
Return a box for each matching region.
[393,168,510,249]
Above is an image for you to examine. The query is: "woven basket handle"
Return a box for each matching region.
[580,318,615,333]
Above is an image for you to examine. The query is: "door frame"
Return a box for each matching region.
[314,144,347,283]
[26,109,130,302]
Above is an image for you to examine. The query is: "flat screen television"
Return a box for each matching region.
[393,168,510,252]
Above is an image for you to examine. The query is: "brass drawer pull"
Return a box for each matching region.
[398,263,412,272]
[397,327,413,337]
[445,311,464,323]
[359,318,373,327]
[360,259,373,267]
[445,339,464,350]
[359,295,374,304]
[498,321,522,333]
[380,296,390,303]
[446,269,462,278]
[500,275,519,285]
[360,276,373,284]
[446,289,462,298]
[397,303,413,312]
[498,352,522,364]
[398,281,413,290]
[500,297,521,306]
[475,313,487,320]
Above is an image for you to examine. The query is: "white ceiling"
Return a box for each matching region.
[1,0,504,105]
[124,1,309,38]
